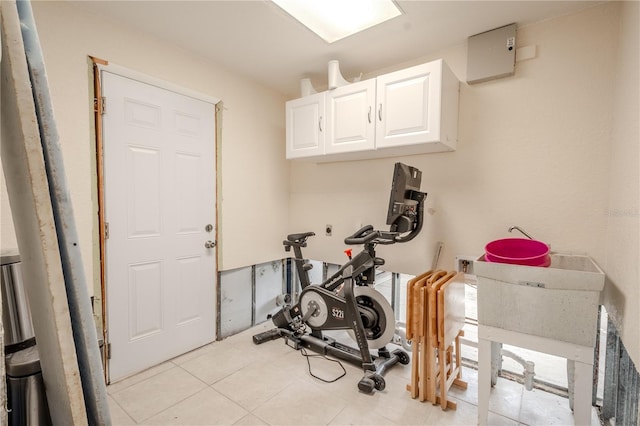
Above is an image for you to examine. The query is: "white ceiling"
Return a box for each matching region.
[69,0,602,98]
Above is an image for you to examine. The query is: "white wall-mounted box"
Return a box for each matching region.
[467,23,516,84]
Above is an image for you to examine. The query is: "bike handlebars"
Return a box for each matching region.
[343,225,376,245]
[344,226,402,246]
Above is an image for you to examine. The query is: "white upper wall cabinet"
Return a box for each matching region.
[376,60,443,148]
[286,59,459,161]
[325,79,376,154]
[286,92,325,158]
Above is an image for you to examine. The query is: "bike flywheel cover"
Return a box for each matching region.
[299,289,329,328]
[348,287,396,349]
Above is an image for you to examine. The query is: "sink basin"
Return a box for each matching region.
[474,253,605,347]
[475,253,605,292]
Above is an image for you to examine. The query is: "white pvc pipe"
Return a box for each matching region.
[300,78,317,97]
[501,348,536,391]
[459,337,536,391]
[328,60,350,89]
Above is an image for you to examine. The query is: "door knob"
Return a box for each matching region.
[205,240,216,249]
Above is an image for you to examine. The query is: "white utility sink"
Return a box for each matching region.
[474,254,605,347]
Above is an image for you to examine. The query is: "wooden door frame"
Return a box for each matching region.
[90,57,221,382]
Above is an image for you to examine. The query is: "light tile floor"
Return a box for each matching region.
[107,323,601,425]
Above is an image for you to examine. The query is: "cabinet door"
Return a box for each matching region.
[375,60,443,148]
[325,79,376,154]
[286,93,325,159]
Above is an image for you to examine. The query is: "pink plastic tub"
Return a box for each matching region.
[485,238,550,267]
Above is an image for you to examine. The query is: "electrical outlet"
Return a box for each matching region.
[325,224,332,236]
[455,255,476,274]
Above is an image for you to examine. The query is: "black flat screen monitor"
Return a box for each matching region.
[386,162,422,233]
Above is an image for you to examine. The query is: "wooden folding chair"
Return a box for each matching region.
[405,270,432,400]
[426,271,456,404]
[406,269,467,409]
[436,272,467,410]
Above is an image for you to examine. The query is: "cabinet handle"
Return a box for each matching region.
[368,106,372,123]
[378,104,382,121]
[319,116,323,132]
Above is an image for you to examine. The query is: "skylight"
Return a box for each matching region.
[272,0,403,44]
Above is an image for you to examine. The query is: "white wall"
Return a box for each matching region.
[290,2,639,366]
[0,1,290,298]
[290,3,616,270]
[603,1,639,368]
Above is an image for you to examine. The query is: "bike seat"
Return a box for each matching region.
[286,232,315,243]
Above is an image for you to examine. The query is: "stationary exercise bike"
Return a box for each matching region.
[253,163,426,393]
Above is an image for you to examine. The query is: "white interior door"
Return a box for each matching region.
[101,71,217,382]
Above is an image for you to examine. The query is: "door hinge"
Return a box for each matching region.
[106,342,111,360]
[95,96,106,115]
[94,96,106,114]
[104,222,109,240]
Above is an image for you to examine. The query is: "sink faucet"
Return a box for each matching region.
[508,225,534,240]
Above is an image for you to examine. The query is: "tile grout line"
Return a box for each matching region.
[120,364,211,424]
[107,361,179,396]
[106,394,138,425]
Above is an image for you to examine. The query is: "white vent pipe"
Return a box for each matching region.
[328,60,350,89]
[300,78,317,97]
